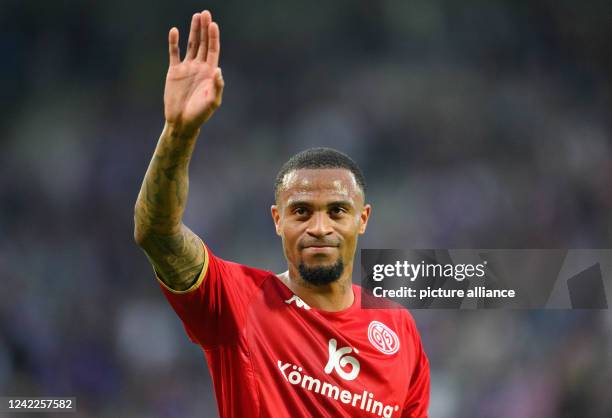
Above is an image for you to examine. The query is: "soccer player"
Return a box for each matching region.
[134,10,429,418]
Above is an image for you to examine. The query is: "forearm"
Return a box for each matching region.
[134,123,206,290]
[134,122,200,238]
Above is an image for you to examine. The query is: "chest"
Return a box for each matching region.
[242,289,413,412]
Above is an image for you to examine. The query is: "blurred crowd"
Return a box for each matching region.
[1,0,611,417]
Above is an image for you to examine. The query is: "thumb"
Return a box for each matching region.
[212,68,224,108]
[215,68,224,87]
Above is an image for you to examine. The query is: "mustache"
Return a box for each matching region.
[299,239,341,249]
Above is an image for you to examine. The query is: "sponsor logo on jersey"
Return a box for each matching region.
[277,360,399,417]
[367,321,400,355]
[285,295,311,310]
[276,337,400,417]
[324,338,360,381]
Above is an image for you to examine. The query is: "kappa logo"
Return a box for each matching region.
[368,321,400,355]
[285,295,311,310]
[324,338,360,381]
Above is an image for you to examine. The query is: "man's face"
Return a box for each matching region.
[271,168,371,285]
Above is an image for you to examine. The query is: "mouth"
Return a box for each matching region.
[301,245,339,255]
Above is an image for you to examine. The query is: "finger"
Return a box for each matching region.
[185,13,200,60]
[213,68,225,108]
[215,68,224,87]
[168,27,180,65]
[196,10,211,61]
[206,22,220,67]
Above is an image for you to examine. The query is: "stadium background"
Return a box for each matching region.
[1,0,611,416]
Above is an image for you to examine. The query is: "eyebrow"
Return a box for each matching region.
[327,200,355,208]
[286,200,355,209]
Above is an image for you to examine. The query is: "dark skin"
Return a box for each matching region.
[272,168,371,311]
[134,10,222,290]
[134,11,372,312]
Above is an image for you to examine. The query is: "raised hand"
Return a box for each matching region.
[164,11,224,136]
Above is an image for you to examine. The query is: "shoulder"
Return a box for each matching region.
[353,283,420,334]
[207,246,274,282]
[354,283,412,317]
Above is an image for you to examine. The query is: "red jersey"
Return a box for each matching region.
[158,243,429,418]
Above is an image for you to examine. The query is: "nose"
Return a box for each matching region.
[306,211,334,238]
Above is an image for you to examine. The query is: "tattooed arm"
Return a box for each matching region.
[134,10,224,291]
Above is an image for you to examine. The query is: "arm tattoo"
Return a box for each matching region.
[140,224,205,291]
[134,126,205,290]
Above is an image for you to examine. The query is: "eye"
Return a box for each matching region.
[330,206,346,216]
[293,207,309,217]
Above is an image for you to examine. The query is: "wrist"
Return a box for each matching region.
[164,121,201,140]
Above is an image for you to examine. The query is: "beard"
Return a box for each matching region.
[298,258,344,286]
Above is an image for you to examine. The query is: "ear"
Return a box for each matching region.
[271,205,282,236]
[358,204,371,234]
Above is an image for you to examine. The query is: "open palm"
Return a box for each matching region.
[164,11,224,135]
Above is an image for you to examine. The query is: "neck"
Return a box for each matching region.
[279,263,355,312]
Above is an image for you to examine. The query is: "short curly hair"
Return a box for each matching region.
[274,147,366,202]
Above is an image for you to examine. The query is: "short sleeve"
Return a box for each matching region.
[156,241,267,348]
[402,315,430,418]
